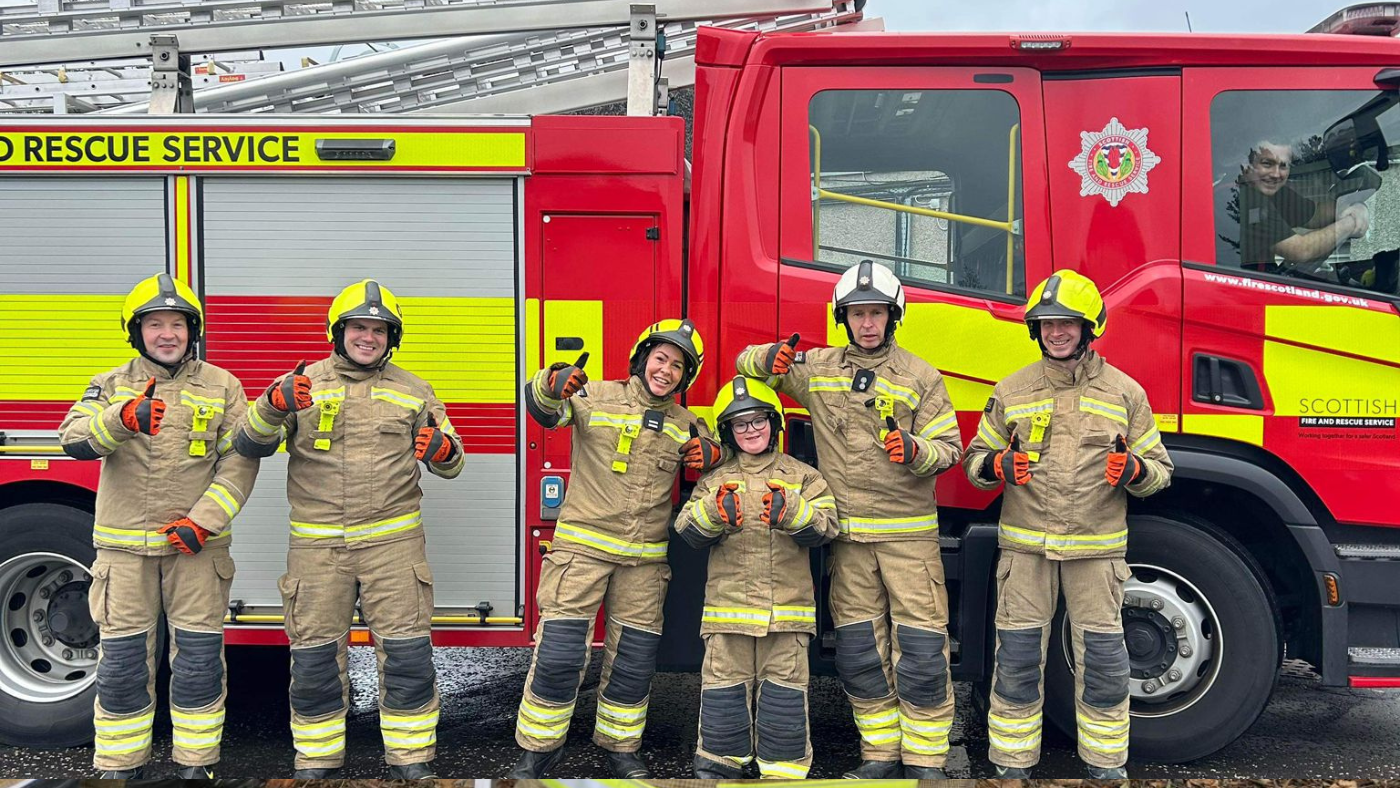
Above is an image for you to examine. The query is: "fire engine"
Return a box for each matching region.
[1,0,1398,766]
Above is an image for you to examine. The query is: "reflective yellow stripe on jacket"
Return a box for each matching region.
[95,524,231,549]
[840,512,938,536]
[555,522,668,560]
[289,510,422,542]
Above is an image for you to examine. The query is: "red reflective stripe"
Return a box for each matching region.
[1349,676,1400,688]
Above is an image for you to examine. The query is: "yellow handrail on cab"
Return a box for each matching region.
[1007,122,1020,294]
[817,189,1015,234]
[809,124,822,251]
[0,445,66,454]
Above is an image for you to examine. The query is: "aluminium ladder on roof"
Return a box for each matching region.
[89,3,858,115]
[0,0,838,68]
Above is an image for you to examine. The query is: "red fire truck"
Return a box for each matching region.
[1,21,1398,763]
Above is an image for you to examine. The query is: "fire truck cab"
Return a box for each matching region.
[1,21,1398,764]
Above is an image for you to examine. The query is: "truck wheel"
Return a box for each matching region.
[1043,513,1279,763]
[0,503,100,748]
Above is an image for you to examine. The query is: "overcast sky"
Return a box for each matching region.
[874,0,1344,34]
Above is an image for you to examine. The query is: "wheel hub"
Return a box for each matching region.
[0,552,99,703]
[1123,606,1176,680]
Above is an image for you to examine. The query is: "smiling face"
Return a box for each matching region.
[1244,142,1292,197]
[140,311,189,364]
[728,411,772,455]
[643,342,687,398]
[1037,317,1084,361]
[846,303,890,350]
[343,318,389,366]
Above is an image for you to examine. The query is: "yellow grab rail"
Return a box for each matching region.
[816,189,1016,234]
[0,445,66,454]
[1007,122,1020,294]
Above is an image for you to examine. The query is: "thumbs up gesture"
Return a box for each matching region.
[121,377,166,435]
[415,413,456,464]
[883,415,917,465]
[994,435,1033,486]
[1105,434,1144,488]
[546,352,589,400]
[763,333,801,376]
[268,361,314,412]
[682,423,723,473]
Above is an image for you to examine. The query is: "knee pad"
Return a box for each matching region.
[601,625,661,706]
[96,631,151,714]
[382,635,435,711]
[290,640,345,718]
[531,618,590,704]
[755,680,807,763]
[170,629,224,710]
[993,627,1043,705]
[834,621,890,700]
[699,683,751,758]
[894,624,948,708]
[1081,630,1130,708]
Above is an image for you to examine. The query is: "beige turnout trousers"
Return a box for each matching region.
[89,545,235,770]
[988,551,1132,769]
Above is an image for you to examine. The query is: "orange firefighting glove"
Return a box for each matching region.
[682,424,724,472]
[717,482,743,529]
[268,361,313,412]
[120,377,166,435]
[1106,434,1145,487]
[993,435,1033,486]
[159,518,211,556]
[762,333,801,376]
[546,352,589,400]
[415,414,456,464]
[883,416,918,465]
[761,481,789,529]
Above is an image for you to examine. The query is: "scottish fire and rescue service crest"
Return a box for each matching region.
[1068,117,1160,207]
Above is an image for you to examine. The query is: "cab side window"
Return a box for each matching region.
[1211,90,1400,295]
[807,89,1026,299]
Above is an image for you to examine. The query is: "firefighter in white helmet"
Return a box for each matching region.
[963,270,1173,779]
[737,260,964,779]
[677,375,839,780]
[508,319,720,780]
[232,279,464,779]
[60,273,261,779]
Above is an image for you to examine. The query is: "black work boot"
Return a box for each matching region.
[693,754,744,780]
[507,746,565,778]
[1087,764,1128,779]
[388,761,438,779]
[97,768,145,779]
[905,764,949,778]
[175,764,216,779]
[995,764,1033,778]
[293,767,344,779]
[607,750,652,778]
[843,759,902,779]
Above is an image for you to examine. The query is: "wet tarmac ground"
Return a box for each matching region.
[2,649,1396,779]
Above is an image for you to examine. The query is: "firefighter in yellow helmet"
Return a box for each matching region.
[737,261,965,779]
[508,319,719,779]
[676,376,839,780]
[59,273,261,779]
[232,279,464,779]
[963,270,1173,779]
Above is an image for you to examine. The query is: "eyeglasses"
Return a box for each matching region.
[731,416,770,434]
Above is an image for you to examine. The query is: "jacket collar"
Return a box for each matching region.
[331,353,382,382]
[736,448,781,475]
[627,374,676,408]
[842,336,897,367]
[137,355,191,381]
[1041,349,1104,389]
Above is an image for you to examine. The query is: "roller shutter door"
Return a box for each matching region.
[201,177,519,614]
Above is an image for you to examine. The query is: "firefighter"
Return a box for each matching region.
[508,319,719,780]
[232,279,464,779]
[962,270,1173,779]
[736,260,964,779]
[59,273,259,779]
[677,375,839,780]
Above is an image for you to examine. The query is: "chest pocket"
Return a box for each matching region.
[300,386,348,451]
[869,371,922,426]
[1004,398,1055,461]
[371,385,423,456]
[178,387,228,458]
[1078,390,1131,438]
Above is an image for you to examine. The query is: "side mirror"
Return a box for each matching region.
[1324,113,1389,176]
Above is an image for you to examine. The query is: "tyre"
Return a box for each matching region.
[0,502,101,748]
[1043,513,1280,763]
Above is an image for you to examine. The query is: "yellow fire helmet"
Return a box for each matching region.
[1025,269,1108,352]
[121,273,203,361]
[628,318,705,394]
[327,279,405,366]
[713,375,784,452]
